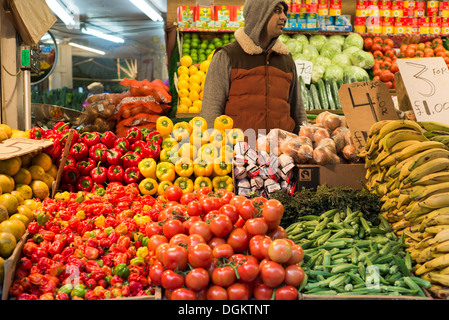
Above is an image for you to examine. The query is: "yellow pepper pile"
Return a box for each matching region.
[138,115,239,196]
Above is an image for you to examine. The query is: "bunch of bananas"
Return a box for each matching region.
[421,121,449,147]
[363,119,449,298]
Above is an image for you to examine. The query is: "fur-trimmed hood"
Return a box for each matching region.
[234,27,290,56]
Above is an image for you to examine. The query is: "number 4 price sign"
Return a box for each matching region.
[339,80,399,153]
[397,57,449,125]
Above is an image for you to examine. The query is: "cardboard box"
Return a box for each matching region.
[194,5,215,29]
[177,6,196,29]
[214,5,231,29]
[296,163,367,191]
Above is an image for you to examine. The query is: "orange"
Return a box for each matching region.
[0,232,16,259]
[0,219,25,241]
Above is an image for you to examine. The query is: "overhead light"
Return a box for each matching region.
[46,0,76,26]
[129,0,163,22]
[69,42,105,55]
[82,27,125,43]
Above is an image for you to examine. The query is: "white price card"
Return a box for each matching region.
[397,57,449,125]
[0,137,53,160]
[295,59,313,85]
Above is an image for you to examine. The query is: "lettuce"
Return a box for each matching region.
[343,66,370,81]
[332,53,352,68]
[320,42,342,60]
[292,34,309,46]
[285,38,303,56]
[311,65,326,83]
[309,34,328,52]
[314,56,332,68]
[327,35,345,47]
[302,44,320,61]
[343,33,364,50]
[350,50,375,70]
[323,65,344,82]
[342,46,361,58]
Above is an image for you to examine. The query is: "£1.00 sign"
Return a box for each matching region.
[397,57,449,125]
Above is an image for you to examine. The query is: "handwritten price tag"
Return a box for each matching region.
[295,59,313,85]
[0,137,53,160]
[339,81,399,152]
[397,57,449,124]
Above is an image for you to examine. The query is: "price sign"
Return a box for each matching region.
[0,137,53,160]
[295,59,313,85]
[339,81,399,153]
[397,57,449,124]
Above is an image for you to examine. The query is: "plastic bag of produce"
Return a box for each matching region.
[266,128,298,155]
[280,135,314,164]
[316,111,342,131]
[120,78,172,103]
[331,126,350,153]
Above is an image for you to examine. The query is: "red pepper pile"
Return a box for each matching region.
[9,183,158,300]
[31,122,162,193]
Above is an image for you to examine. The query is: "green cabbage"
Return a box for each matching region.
[309,35,328,52]
[343,66,370,81]
[285,39,303,56]
[343,33,364,50]
[342,46,361,58]
[324,65,344,82]
[327,35,345,47]
[311,65,326,83]
[350,50,375,70]
[320,42,342,60]
[292,34,309,46]
[332,53,352,68]
[314,56,332,68]
[302,44,319,61]
[292,53,308,61]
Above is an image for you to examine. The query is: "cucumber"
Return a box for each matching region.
[325,80,336,110]
[330,79,342,110]
[299,76,309,111]
[317,79,329,110]
[343,75,351,84]
[307,90,314,111]
[351,77,357,83]
[337,78,343,88]
[310,84,322,110]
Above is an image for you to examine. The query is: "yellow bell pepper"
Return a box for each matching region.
[190,129,210,148]
[138,158,157,179]
[156,116,174,136]
[136,246,149,259]
[134,214,152,227]
[158,180,173,195]
[189,116,208,132]
[212,175,234,192]
[213,157,232,176]
[177,143,197,160]
[209,129,226,149]
[198,143,218,161]
[139,178,159,196]
[172,121,192,142]
[174,157,194,177]
[193,158,213,177]
[194,176,213,190]
[173,121,193,135]
[214,115,234,131]
[174,177,194,193]
[156,162,176,181]
[219,144,235,160]
[161,137,178,150]
[226,128,245,146]
[160,148,180,164]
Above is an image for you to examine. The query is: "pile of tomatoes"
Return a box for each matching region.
[10,183,304,300]
[364,36,398,89]
[149,185,305,300]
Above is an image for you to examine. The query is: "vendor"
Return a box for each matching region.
[199,0,307,135]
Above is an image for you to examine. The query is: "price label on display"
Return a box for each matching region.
[295,59,313,85]
[339,81,399,152]
[0,137,53,160]
[397,57,449,125]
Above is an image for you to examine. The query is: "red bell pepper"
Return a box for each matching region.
[114,137,130,153]
[90,162,108,185]
[70,142,89,161]
[30,126,45,140]
[89,143,108,163]
[53,122,69,134]
[59,155,77,168]
[101,131,117,149]
[77,175,93,191]
[121,152,142,169]
[126,127,143,145]
[60,128,79,147]
[106,148,123,166]
[145,131,162,145]
[62,165,80,185]
[107,165,124,183]
[45,140,63,161]
[76,158,97,176]
[59,183,76,193]
[146,140,160,159]
[131,141,150,159]
[124,167,142,184]
[81,132,102,147]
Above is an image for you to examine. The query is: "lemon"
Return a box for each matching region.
[0,157,21,176]
[189,90,200,102]
[0,130,8,142]
[193,100,202,109]
[31,180,50,200]
[0,175,14,194]
[200,91,204,100]
[177,65,190,76]
[16,205,34,222]
[178,88,190,98]
[189,65,199,76]
[41,173,55,190]
[180,97,193,108]
[0,219,25,242]
[178,73,190,82]
[180,55,193,67]
[0,124,12,138]
[0,194,18,216]
[189,82,202,94]
[0,205,8,223]
[10,191,24,206]
[189,106,201,113]
[0,232,16,259]
[13,168,32,185]
[10,130,28,138]
[207,50,215,60]
[15,184,33,200]
[197,70,207,83]
[28,165,45,181]
[189,74,201,85]
[177,104,189,113]
[23,199,41,211]
[20,153,34,168]
[46,164,58,179]
[31,152,53,171]
[177,80,190,90]
[9,213,30,228]
[200,60,211,73]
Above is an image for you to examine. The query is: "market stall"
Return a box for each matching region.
[2,0,449,303]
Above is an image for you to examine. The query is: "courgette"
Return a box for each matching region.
[309,84,321,110]
[330,79,342,109]
[325,80,336,110]
[317,79,329,109]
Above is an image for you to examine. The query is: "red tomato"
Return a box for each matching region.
[186,234,206,250]
[170,288,197,300]
[211,266,236,287]
[186,200,203,217]
[216,190,234,204]
[237,259,260,283]
[379,69,394,82]
[364,37,373,51]
[259,237,272,259]
[188,243,213,268]
[371,43,382,52]
[275,285,298,300]
[268,239,292,264]
[200,197,219,214]
[268,225,287,239]
[383,37,394,48]
[227,283,250,300]
[245,218,268,236]
[212,243,234,259]
[259,260,285,288]
[185,268,210,292]
[208,237,227,249]
[147,234,168,252]
[373,36,383,45]
[155,242,170,262]
[195,186,213,199]
[262,199,284,222]
[161,269,185,290]
[209,214,233,238]
[284,264,305,287]
[238,199,258,220]
[183,216,201,234]
[149,262,165,286]
[189,220,213,242]
[218,204,240,225]
[249,235,266,261]
[286,244,305,265]
[180,192,197,205]
[229,195,247,209]
[162,219,185,239]
[164,185,183,202]
[206,285,228,300]
[227,227,250,253]
[144,222,163,237]
[169,233,189,246]
[162,245,188,270]
[253,283,274,300]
